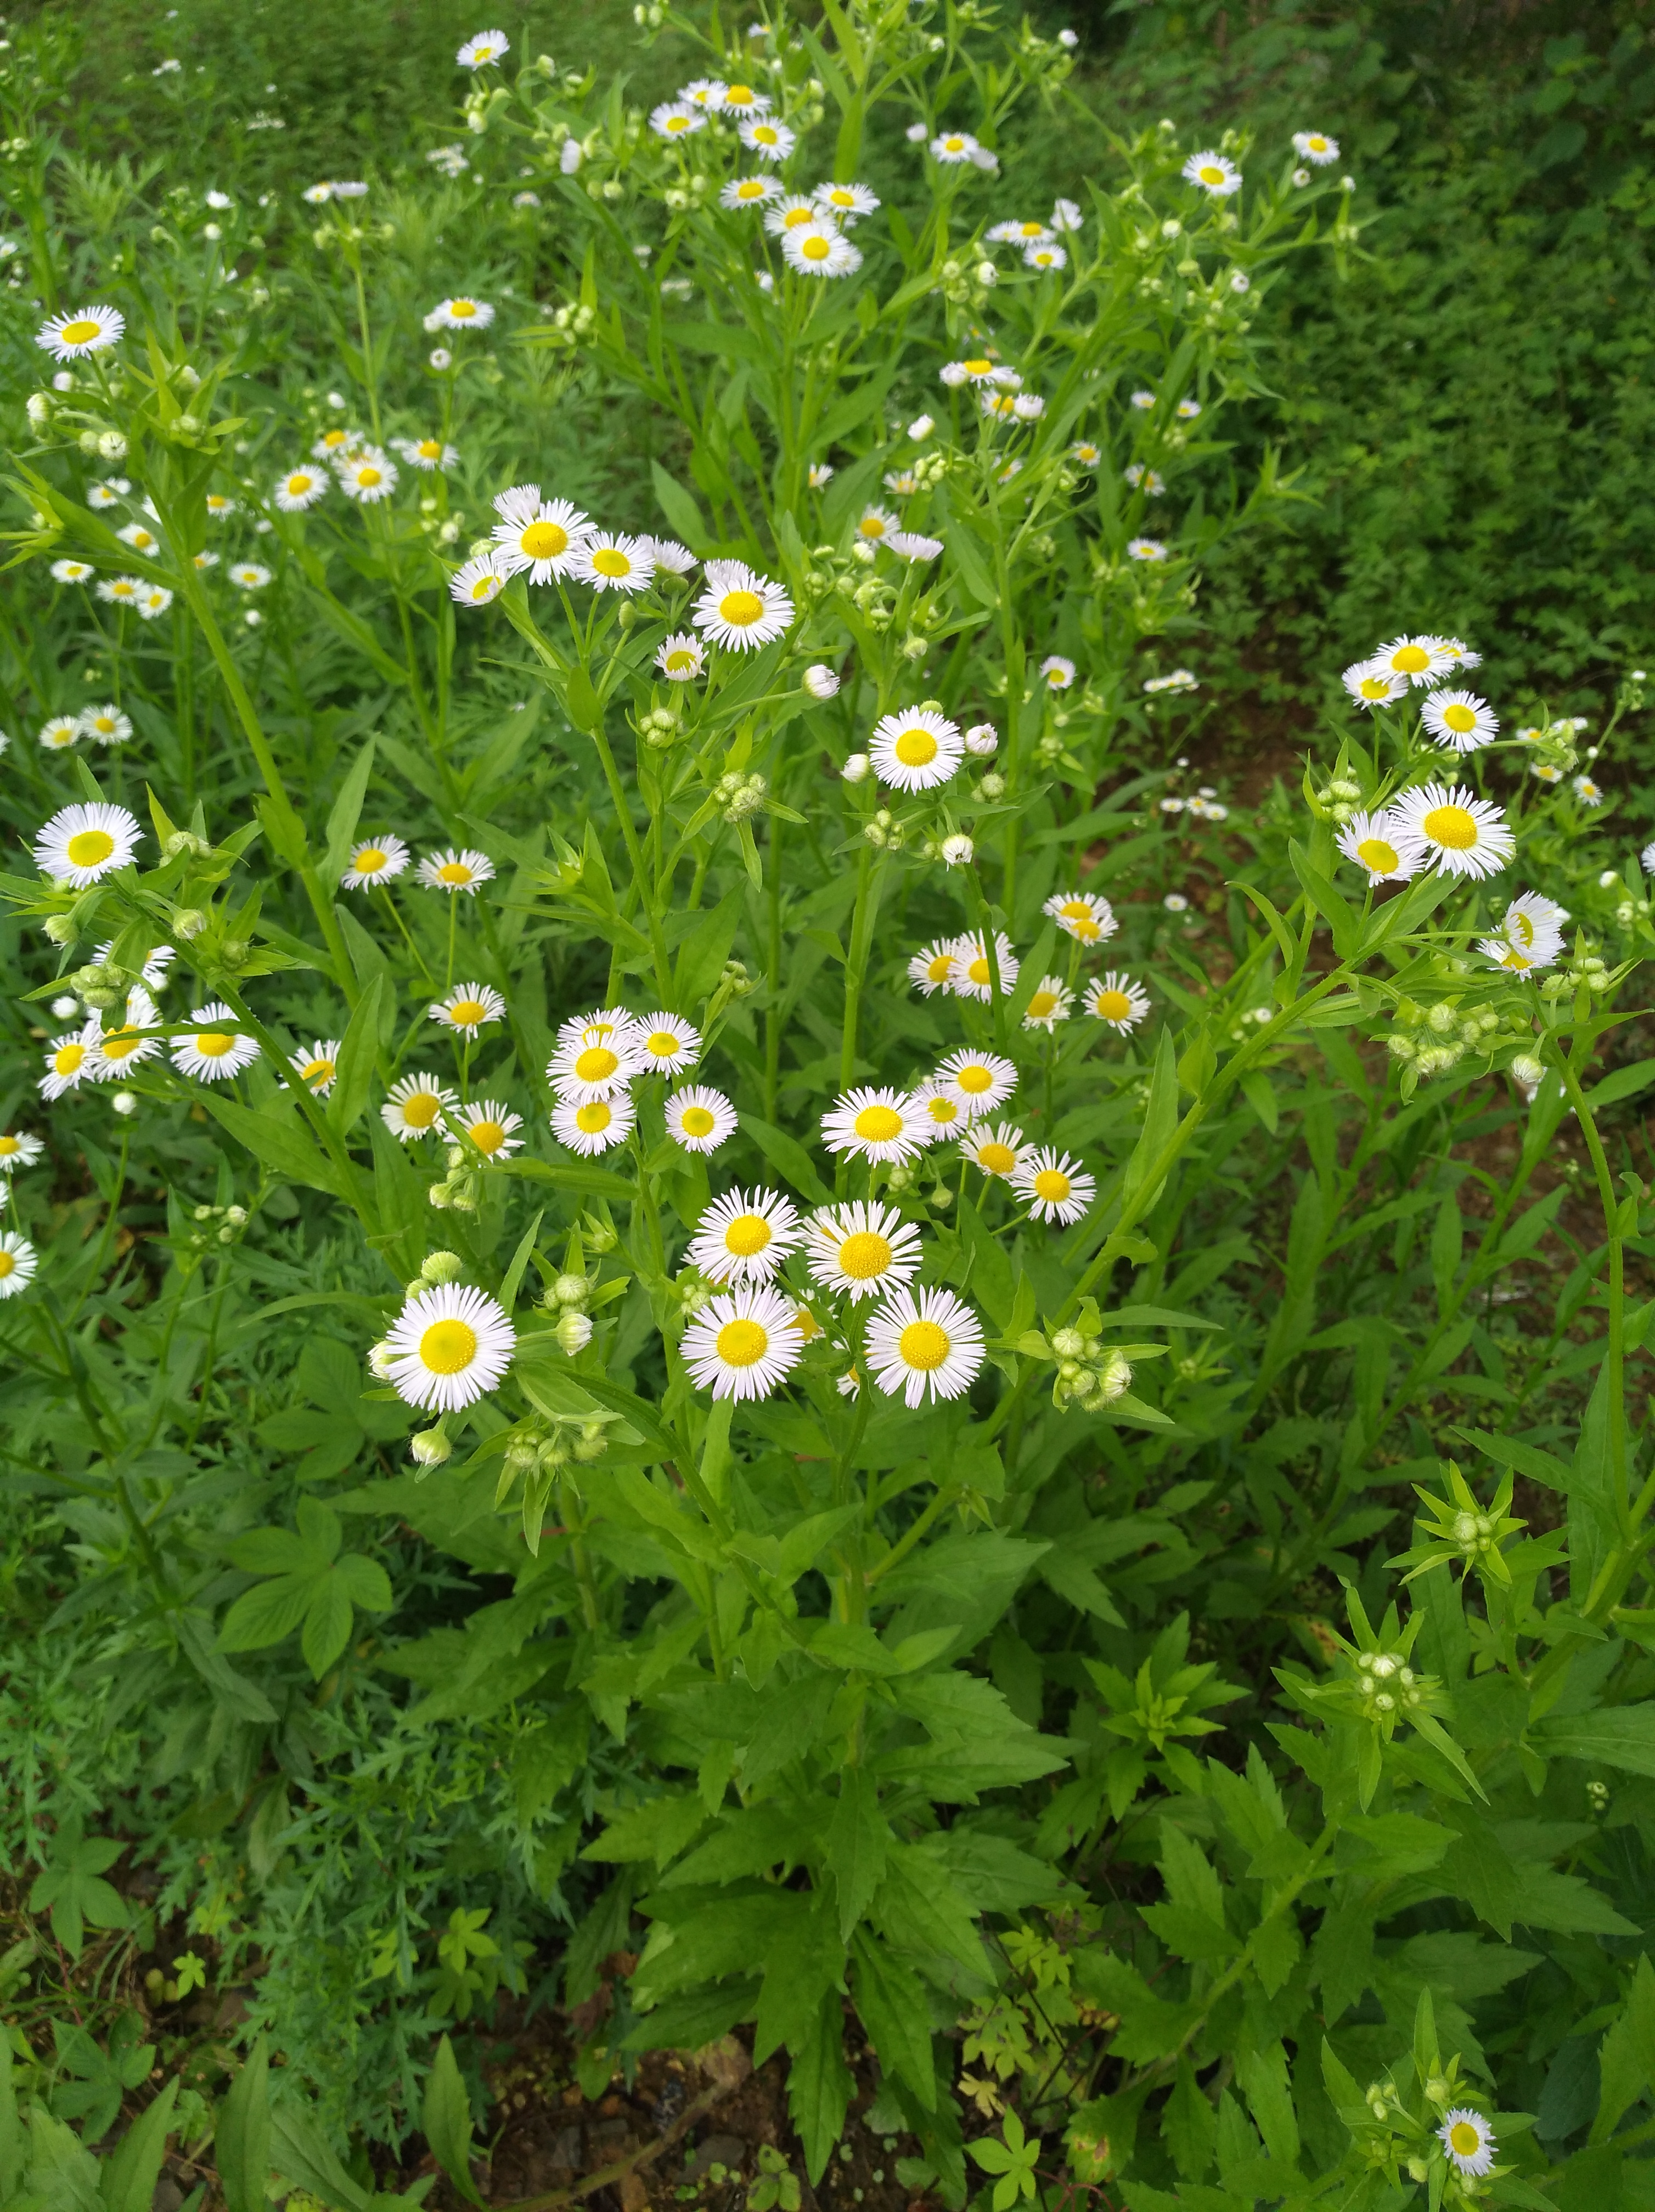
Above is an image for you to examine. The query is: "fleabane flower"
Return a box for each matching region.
[645,537,696,574]
[382,1073,457,1142]
[865,1285,984,1407]
[665,1086,737,1153]
[172,1003,261,1081]
[741,116,796,163]
[1342,658,1407,709]
[962,1121,1025,1178]
[427,296,494,331]
[657,631,705,680]
[37,304,125,360]
[429,982,506,1037]
[1012,1146,1095,1224]
[632,1013,702,1075]
[855,503,898,544]
[1337,810,1423,885]
[547,1020,643,1098]
[40,1026,98,1101]
[651,100,705,139]
[682,77,728,109]
[909,939,961,996]
[418,848,495,894]
[289,1039,344,1096]
[1072,442,1102,467]
[136,586,172,620]
[1040,654,1076,690]
[34,802,142,887]
[1292,129,1339,165]
[765,193,823,237]
[821,1086,929,1165]
[887,531,943,562]
[1024,242,1067,271]
[52,558,96,583]
[1127,536,1168,562]
[988,219,1052,245]
[449,554,510,606]
[97,577,143,608]
[229,563,272,591]
[806,1201,922,1304]
[491,487,592,582]
[682,1284,804,1402]
[720,174,781,210]
[942,356,1009,387]
[1422,689,1498,753]
[1372,634,1455,686]
[38,716,79,751]
[814,180,879,222]
[395,435,459,470]
[1022,977,1073,1031]
[1183,150,1242,196]
[783,224,862,277]
[385,1283,515,1413]
[687,1186,804,1285]
[932,1047,1017,1118]
[1574,773,1605,805]
[570,531,656,594]
[274,465,328,512]
[342,834,410,889]
[718,82,772,117]
[454,1098,525,1159]
[869,706,963,792]
[1438,2112,1496,2181]
[1085,972,1151,1030]
[0,1131,45,1173]
[952,932,1020,1002]
[117,521,162,555]
[1393,783,1515,881]
[0,1233,38,1299]
[1487,889,1567,973]
[1044,889,1117,946]
[457,29,510,67]
[911,1085,968,1141]
[930,129,981,163]
[551,1090,637,1155]
[337,447,398,503]
[88,989,162,1080]
[693,560,794,650]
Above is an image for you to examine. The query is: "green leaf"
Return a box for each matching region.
[196,1090,350,1199]
[102,2079,179,2212]
[322,737,378,889]
[741,1114,831,1206]
[218,1574,316,1652]
[1530,1703,1655,1776]
[826,1768,889,1939]
[301,1568,359,1678]
[1122,1026,1178,1211]
[787,1988,855,2183]
[850,1929,935,2108]
[215,2044,271,2212]
[327,972,384,1136]
[651,461,710,548]
[422,2035,485,2208]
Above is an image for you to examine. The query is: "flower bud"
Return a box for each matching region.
[841,753,871,783]
[44,915,78,946]
[421,1249,465,1284]
[1510,1053,1545,1087]
[553,1271,590,1307]
[977,261,998,286]
[1051,1327,1087,1359]
[26,391,52,425]
[368,1340,395,1377]
[163,829,212,860]
[940,833,975,867]
[803,663,840,699]
[908,414,934,440]
[410,1427,452,1469]
[224,1205,248,1226]
[172,907,207,940]
[112,1090,137,1116]
[555,1310,595,1355]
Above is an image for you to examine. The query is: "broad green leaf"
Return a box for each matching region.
[421,2035,485,2208]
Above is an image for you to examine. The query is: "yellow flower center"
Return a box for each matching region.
[1094,989,1132,1022]
[723,1213,772,1256]
[301,1058,335,1085]
[1027,991,1059,1020]
[1355,837,1399,874]
[955,1064,994,1094]
[720,589,764,627]
[1045,668,1067,686]
[1359,676,1391,699]
[591,545,632,577]
[1032,1168,1071,1203]
[575,1046,619,1082]
[664,648,697,673]
[520,521,568,558]
[828,188,853,206]
[66,830,115,868]
[978,1141,1016,1175]
[837,1230,892,1280]
[0,1254,13,1278]
[419,1318,477,1373]
[1391,644,1429,673]
[925,1097,959,1124]
[1309,137,1328,151]
[111,583,136,597]
[894,727,938,766]
[322,430,348,449]
[943,136,965,152]
[680,1105,716,1137]
[402,1091,442,1128]
[967,956,992,986]
[1198,163,1226,184]
[858,514,887,537]
[853,1104,903,1142]
[645,1029,681,1058]
[1443,702,1476,732]
[964,359,991,375]
[355,848,386,873]
[357,465,382,487]
[898,1319,950,1369]
[1511,911,1537,947]
[449,300,477,318]
[667,114,691,131]
[102,1031,140,1062]
[1448,2123,1481,2158]
[447,998,489,1026]
[1421,804,1477,850]
[437,862,474,884]
[576,1101,613,1133]
[0,1138,18,1155]
[1060,899,1099,937]
[54,1044,86,1076]
[925,954,953,983]
[755,124,778,144]
[467,1119,506,1154]
[469,575,498,601]
[784,205,817,229]
[196,1032,234,1058]
[802,235,830,260]
[717,1318,769,1366]
[59,318,102,346]
[735,180,765,199]
[419,440,442,459]
[92,715,116,733]
[288,475,313,495]
[727,84,753,103]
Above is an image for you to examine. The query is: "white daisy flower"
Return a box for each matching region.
[952,931,1020,1002]
[1292,130,1339,165]
[172,1003,261,1081]
[645,537,696,574]
[651,100,706,139]
[0,1131,45,1173]
[930,129,981,163]
[806,1200,922,1303]
[740,116,796,163]
[341,834,410,889]
[632,1013,702,1075]
[981,390,1019,423]
[1342,658,1407,709]
[887,530,943,562]
[116,522,162,556]
[1574,774,1606,805]
[682,1284,804,1403]
[76,704,132,748]
[33,802,142,887]
[0,1232,37,1299]
[820,1086,929,1165]
[337,447,398,503]
[429,983,505,1038]
[453,1098,525,1159]
[682,77,729,108]
[490,486,592,575]
[909,939,961,996]
[962,1121,1026,1178]
[1499,893,1567,962]
[1372,634,1455,686]
[814,180,879,222]
[783,223,862,276]
[229,562,272,591]
[855,503,899,543]
[1479,930,1559,975]
[665,1085,737,1153]
[449,554,510,606]
[686,1186,803,1285]
[1085,972,1151,1030]
[885,468,919,494]
[1393,783,1515,880]
[1438,2112,1495,2181]
[418,848,495,894]
[1183,150,1242,195]
[547,1025,643,1099]
[1124,463,1166,494]
[657,631,705,681]
[555,1006,635,1052]
[693,560,794,650]
[1012,1145,1095,1224]
[274,465,328,512]
[865,1284,984,1407]
[1642,840,1655,875]
[869,706,963,792]
[136,586,173,620]
[570,531,656,593]
[52,558,96,583]
[911,1085,968,1141]
[1022,977,1074,1031]
[1337,810,1423,885]
[988,219,1052,244]
[1071,442,1102,467]
[385,1282,515,1413]
[1051,197,1083,230]
[1176,396,1202,419]
[1422,689,1498,753]
[36,304,125,360]
[312,428,355,460]
[764,193,823,237]
[1127,536,1168,562]
[942,356,1007,386]
[551,1090,637,1155]
[932,1047,1017,1118]
[1044,889,1117,945]
[38,715,80,751]
[289,1039,344,1095]
[97,577,143,608]
[457,29,510,67]
[40,1026,99,1101]
[720,81,772,115]
[381,1072,457,1141]
[395,435,458,471]
[427,296,494,331]
[88,989,162,1080]
[1434,635,1482,670]
[1024,242,1067,271]
[1532,761,1564,785]
[720,174,782,210]
[1040,654,1076,690]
